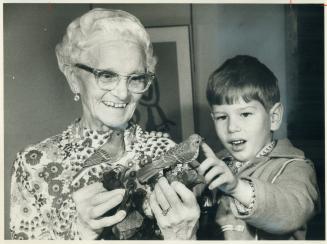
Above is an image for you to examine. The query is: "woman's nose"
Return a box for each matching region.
[110,78,129,100]
[227,118,241,133]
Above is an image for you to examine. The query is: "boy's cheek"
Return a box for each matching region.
[213,122,220,133]
[213,124,225,141]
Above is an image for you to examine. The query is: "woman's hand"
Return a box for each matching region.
[198,143,239,194]
[72,182,126,239]
[149,177,200,240]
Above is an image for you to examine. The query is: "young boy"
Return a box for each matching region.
[198,55,320,240]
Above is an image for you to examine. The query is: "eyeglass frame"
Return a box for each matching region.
[74,63,155,94]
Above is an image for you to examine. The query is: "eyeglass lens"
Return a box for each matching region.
[97,71,152,93]
[75,63,154,93]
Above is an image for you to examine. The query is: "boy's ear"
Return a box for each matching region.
[269,102,284,131]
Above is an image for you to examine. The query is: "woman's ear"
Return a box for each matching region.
[269,102,284,131]
[64,66,80,94]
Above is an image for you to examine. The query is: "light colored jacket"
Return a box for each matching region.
[215,139,320,240]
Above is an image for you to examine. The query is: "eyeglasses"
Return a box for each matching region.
[75,63,155,94]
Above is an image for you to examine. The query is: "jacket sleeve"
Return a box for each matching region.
[230,159,320,234]
[10,153,52,240]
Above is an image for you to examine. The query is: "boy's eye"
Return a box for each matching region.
[241,112,252,118]
[214,115,227,121]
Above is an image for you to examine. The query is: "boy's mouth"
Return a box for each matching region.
[228,139,246,151]
[229,139,246,146]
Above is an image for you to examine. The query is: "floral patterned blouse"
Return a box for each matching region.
[10,120,175,240]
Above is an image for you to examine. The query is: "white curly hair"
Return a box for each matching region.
[55,8,157,78]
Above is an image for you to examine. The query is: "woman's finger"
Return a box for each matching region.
[154,183,170,211]
[170,181,197,208]
[149,193,167,226]
[79,182,106,194]
[193,183,206,197]
[157,177,182,208]
[149,193,161,215]
[89,193,125,219]
[88,210,126,230]
[72,182,105,201]
[91,188,125,205]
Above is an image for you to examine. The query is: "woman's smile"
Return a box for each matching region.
[102,100,128,108]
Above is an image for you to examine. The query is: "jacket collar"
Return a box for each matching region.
[269,139,304,159]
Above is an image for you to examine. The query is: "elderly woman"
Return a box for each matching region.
[10,8,200,240]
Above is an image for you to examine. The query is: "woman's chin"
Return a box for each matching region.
[99,104,135,127]
[81,116,129,132]
[81,103,136,131]
[97,117,129,131]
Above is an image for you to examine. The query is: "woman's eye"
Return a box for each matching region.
[133,74,146,79]
[100,71,117,79]
[241,112,252,118]
[131,74,146,82]
[129,75,147,87]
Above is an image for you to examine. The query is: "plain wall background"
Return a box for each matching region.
[4,4,323,239]
[192,4,287,150]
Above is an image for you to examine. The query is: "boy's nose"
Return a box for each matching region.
[227,118,241,133]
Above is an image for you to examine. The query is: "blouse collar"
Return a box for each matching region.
[66,118,137,152]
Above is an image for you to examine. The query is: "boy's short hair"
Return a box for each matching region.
[206,55,280,111]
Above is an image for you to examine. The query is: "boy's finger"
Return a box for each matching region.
[198,157,222,176]
[201,143,217,159]
[197,158,214,175]
[204,166,224,184]
[208,174,228,190]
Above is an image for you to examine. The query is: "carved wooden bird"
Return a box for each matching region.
[137,134,203,184]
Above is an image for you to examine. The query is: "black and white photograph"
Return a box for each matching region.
[3,2,325,241]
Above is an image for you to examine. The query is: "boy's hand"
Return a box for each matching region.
[197,143,239,195]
